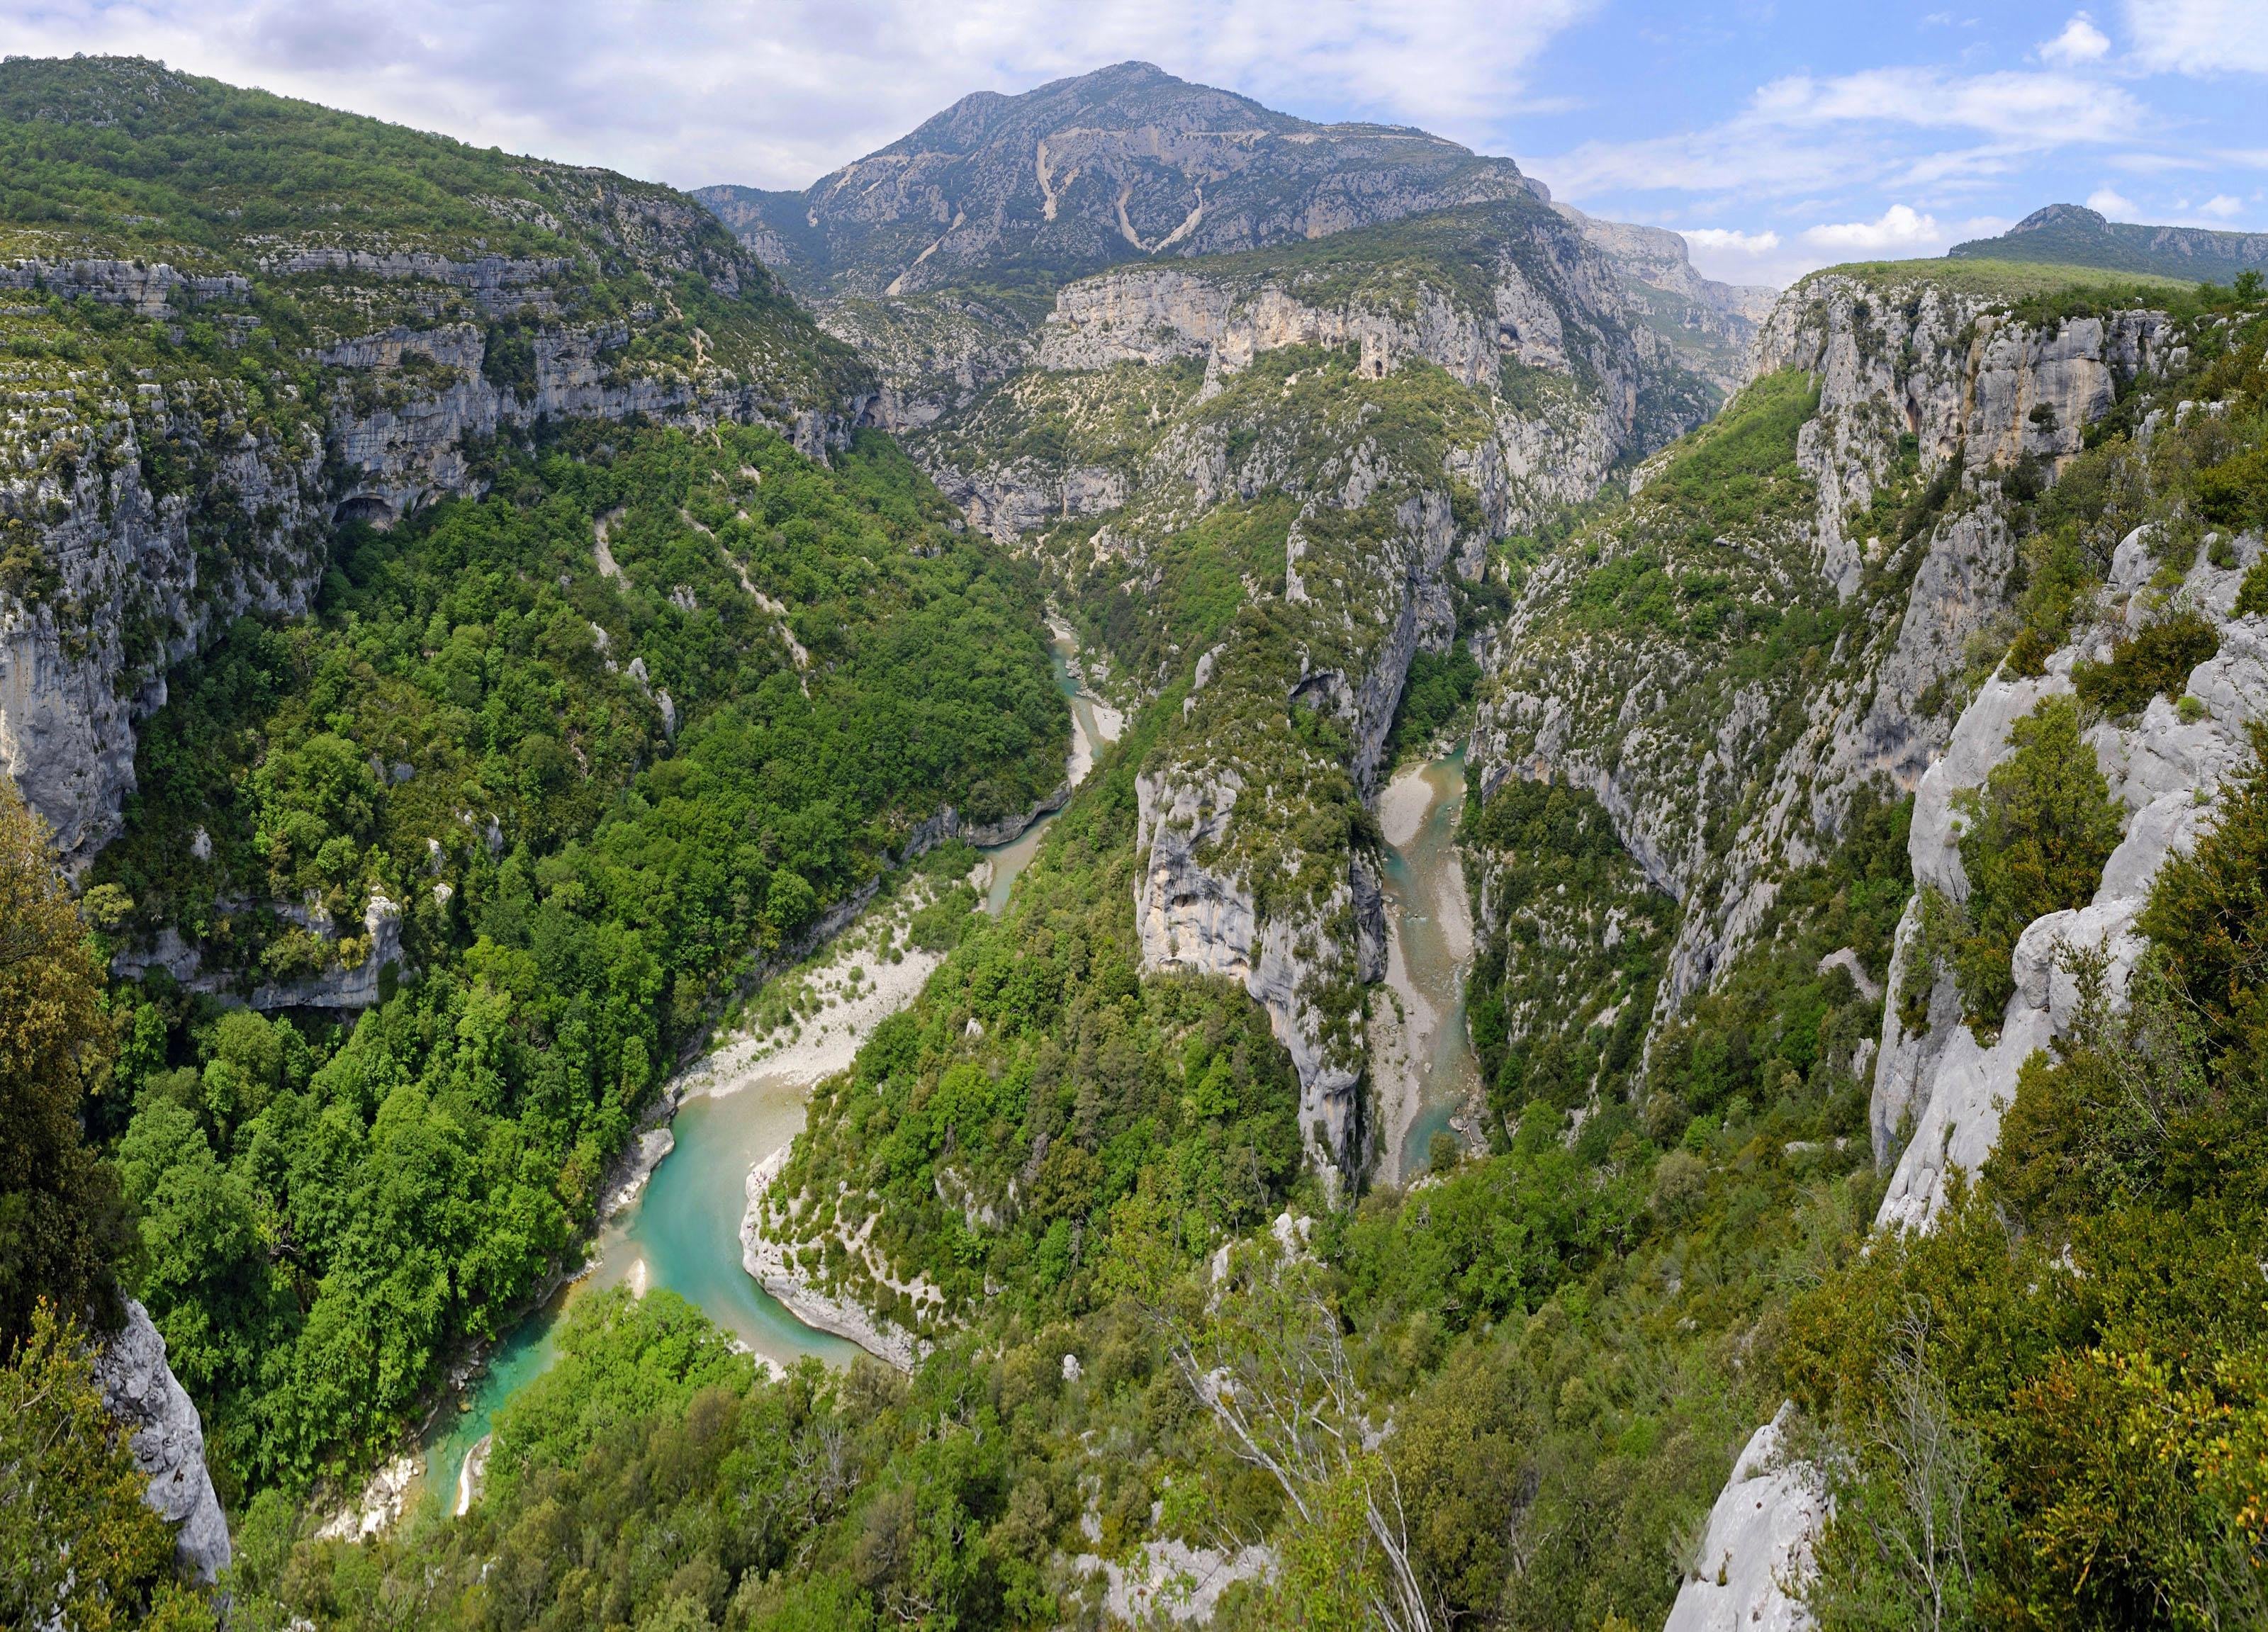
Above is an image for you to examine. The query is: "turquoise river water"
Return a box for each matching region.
[415,634,1100,1515]
[1382,751,1481,1182]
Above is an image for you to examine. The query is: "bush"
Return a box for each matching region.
[1948,697,2125,1025]
[2073,610,2221,717]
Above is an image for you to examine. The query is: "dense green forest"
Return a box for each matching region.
[193,288,2268,1631]
[9,48,2268,1632]
[78,420,1064,1497]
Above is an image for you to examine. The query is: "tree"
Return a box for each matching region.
[0,1304,209,1631]
[0,780,133,1348]
[1133,1230,1439,1632]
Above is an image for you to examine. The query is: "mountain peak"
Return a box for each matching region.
[1951,202,2268,282]
[695,63,1527,298]
[2007,203,2109,235]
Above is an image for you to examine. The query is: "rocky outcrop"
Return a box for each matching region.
[1133,489,1465,1181]
[92,1300,232,1584]
[1134,764,1373,1172]
[1476,273,2182,1027]
[111,893,406,1011]
[694,62,1538,302]
[1873,528,2268,1231]
[0,55,870,877]
[1756,276,2172,602]
[0,373,328,867]
[1550,206,1776,398]
[325,317,849,525]
[821,292,1040,433]
[1661,1404,1826,1632]
[0,255,251,313]
[741,1146,927,1371]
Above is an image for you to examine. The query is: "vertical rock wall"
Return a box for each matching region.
[91,1300,233,1584]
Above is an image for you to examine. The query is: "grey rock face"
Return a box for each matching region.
[1132,489,1466,1182]
[1476,272,2179,1035]
[0,378,327,867]
[1135,767,1374,1176]
[1660,1404,1825,1632]
[695,62,1536,301]
[2,252,855,876]
[1873,533,2268,1233]
[1550,206,1776,397]
[92,1300,232,1584]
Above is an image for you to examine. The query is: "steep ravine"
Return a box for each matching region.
[391,629,1116,1529]
[1369,752,1482,1183]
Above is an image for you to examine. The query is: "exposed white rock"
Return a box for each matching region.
[1872,533,2268,1232]
[1073,1536,1276,1626]
[91,1300,232,1583]
[1661,1404,1826,1632]
[2,225,854,874]
[0,386,327,867]
[315,1453,418,1543]
[1478,274,2182,1032]
[741,1146,926,1371]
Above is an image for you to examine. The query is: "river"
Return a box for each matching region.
[413,628,1116,1517]
[1371,750,1483,1185]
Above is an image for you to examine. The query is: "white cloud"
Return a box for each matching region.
[2041,14,2112,64]
[1752,67,2142,143]
[1680,227,1782,255]
[2087,186,2138,215]
[1801,205,1947,254]
[2124,0,2268,74]
[1535,62,2143,209]
[0,0,1600,188]
[2199,193,2243,217]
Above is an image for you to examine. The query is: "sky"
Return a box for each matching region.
[3,0,2264,288]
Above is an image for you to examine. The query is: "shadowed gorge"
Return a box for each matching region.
[6,44,2268,1632]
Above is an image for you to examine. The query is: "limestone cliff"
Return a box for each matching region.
[1551,202,1777,398]
[1474,271,2182,1025]
[1873,525,2267,1229]
[896,188,1705,1182]
[92,1300,232,1584]
[0,343,327,865]
[0,55,870,877]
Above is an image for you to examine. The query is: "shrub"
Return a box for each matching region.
[1948,696,2125,1025]
[2073,610,2221,717]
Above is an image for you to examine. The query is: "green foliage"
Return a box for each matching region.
[1641,368,1820,544]
[770,696,1305,1332]
[0,780,133,1349]
[2194,445,2268,530]
[1811,257,2196,308]
[0,55,853,395]
[1649,787,1911,1141]
[1943,697,2125,1027]
[2138,723,2268,1080]
[1787,732,2268,1631]
[1385,641,1481,766]
[1464,775,1671,1135]
[1335,1135,1645,1334]
[90,422,1065,1489]
[2002,435,2152,675]
[2073,610,2221,718]
[1,1305,213,1632]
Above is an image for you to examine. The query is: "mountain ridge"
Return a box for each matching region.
[1950,201,2268,283]
[692,60,1545,300]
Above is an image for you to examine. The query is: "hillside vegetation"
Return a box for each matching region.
[77,419,1063,1495]
[13,49,2268,1632]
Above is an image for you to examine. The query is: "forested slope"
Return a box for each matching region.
[0,55,870,867]
[12,46,2268,1632]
